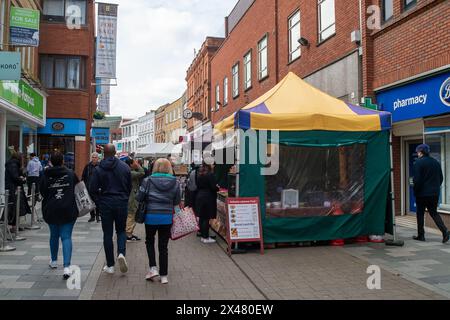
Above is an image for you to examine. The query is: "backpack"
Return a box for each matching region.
[186,169,198,192]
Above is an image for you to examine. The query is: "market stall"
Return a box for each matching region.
[212,72,393,244]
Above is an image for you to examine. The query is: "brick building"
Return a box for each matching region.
[365,0,450,224]
[155,103,168,143]
[164,95,183,144]
[211,0,362,125]
[37,0,96,177]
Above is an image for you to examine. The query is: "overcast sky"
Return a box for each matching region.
[103,0,236,118]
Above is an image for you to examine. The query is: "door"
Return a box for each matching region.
[408,142,421,214]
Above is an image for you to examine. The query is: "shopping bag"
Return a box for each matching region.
[170,206,199,240]
[75,181,96,217]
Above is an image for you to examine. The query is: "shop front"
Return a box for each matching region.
[37,118,86,171]
[0,80,46,194]
[377,69,450,216]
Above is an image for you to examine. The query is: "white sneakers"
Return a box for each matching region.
[201,237,216,244]
[145,266,159,281]
[160,276,168,284]
[103,266,115,274]
[117,254,128,273]
[49,260,58,269]
[63,267,71,280]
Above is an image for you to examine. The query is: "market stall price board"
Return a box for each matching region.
[225,197,264,255]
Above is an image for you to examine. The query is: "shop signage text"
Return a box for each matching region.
[52,122,65,131]
[377,72,450,123]
[0,80,44,120]
[9,7,40,47]
[0,52,21,81]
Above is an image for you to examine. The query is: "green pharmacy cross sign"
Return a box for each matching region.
[10,7,40,47]
[361,97,378,110]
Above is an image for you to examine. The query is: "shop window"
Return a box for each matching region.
[43,0,87,25]
[38,136,76,171]
[40,55,86,90]
[265,144,366,218]
[318,0,335,42]
[288,10,301,62]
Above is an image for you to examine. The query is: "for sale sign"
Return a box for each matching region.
[10,7,40,47]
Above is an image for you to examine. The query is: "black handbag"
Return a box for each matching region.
[135,179,151,224]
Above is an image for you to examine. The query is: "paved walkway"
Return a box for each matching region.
[90,224,445,300]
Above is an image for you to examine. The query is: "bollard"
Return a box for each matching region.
[0,191,16,252]
[25,183,41,230]
[13,186,26,241]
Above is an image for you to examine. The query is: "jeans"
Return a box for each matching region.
[416,196,448,237]
[100,202,128,267]
[48,222,75,268]
[145,224,171,276]
[199,217,210,239]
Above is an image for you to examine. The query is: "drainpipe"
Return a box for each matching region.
[358,0,364,105]
[275,0,279,83]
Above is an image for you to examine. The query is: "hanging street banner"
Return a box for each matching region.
[97,80,111,114]
[9,7,40,46]
[96,3,118,79]
[0,52,21,81]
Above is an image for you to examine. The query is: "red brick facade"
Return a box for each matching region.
[38,0,96,177]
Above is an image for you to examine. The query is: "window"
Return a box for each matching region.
[382,0,394,21]
[288,11,301,62]
[40,55,86,89]
[232,63,239,98]
[258,35,268,79]
[223,77,228,106]
[404,0,416,10]
[43,0,87,25]
[318,0,336,42]
[215,84,220,111]
[243,51,252,90]
[166,114,168,124]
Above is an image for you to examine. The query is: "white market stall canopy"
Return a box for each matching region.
[136,143,183,158]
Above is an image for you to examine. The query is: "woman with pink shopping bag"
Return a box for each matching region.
[135,158,181,284]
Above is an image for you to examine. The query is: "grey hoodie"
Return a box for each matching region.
[136,174,181,215]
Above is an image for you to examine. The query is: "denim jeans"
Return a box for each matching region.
[48,222,75,268]
[100,202,128,267]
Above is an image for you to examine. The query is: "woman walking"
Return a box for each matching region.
[195,163,219,243]
[40,152,79,280]
[136,158,181,284]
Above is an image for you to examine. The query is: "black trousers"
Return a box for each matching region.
[27,176,40,197]
[416,196,448,237]
[199,216,210,239]
[145,224,171,276]
[90,208,100,220]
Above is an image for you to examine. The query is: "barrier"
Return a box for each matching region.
[25,183,41,230]
[0,191,16,252]
[11,186,26,241]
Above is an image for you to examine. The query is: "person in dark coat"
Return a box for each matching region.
[4,151,30,230]
[82,152,100,222]
[195,163,219,243]
[40,152,79,280]
[413,144,450,243]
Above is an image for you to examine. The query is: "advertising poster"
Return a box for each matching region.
[10,7,40,46]
[96,3,118,79]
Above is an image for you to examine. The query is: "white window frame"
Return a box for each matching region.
[223,77,228,106]
[258,35,268,80]
[232,63,239,98]
[288,10,301,63]
[318,0,336,43]
[215,84,220,111]
[243,51,252,90]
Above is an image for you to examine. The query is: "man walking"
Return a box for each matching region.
[125,158,145,241]
[90,144,132,274]
[82,152,101,222]
[413,144,450,243]
[26,153,42,200]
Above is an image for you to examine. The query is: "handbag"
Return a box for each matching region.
[75,181,96,217]
[135,179,151,224]
[170,205,199,240]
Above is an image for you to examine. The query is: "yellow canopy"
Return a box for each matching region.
[214,72,391,133]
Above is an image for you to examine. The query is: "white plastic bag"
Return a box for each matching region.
[75,181,96,217]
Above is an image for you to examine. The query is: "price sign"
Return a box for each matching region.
[225,197,264,255]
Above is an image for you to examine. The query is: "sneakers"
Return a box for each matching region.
[201,237,216,244]
[103,266,115,274]
[117,254,128,273]
[443,232,450,244]
[413,235,426,242]
[127,235,141,242]
[160,276,168,284]
[63,267,71,280]
[145,266,159,281]
[49,260,58,269]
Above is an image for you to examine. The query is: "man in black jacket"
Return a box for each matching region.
[413,144,450,243]
[82,152,100,222]
[90,144,132,274]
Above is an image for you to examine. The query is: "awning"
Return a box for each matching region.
[135,143,168,157]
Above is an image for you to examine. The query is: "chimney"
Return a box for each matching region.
[224,16,229,37]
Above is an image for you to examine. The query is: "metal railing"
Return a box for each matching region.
[25,183,41,230]
[0,190,16,252]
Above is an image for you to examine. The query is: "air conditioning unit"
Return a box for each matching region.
[351,30,361,44]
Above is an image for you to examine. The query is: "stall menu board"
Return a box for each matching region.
[226,197,264,255]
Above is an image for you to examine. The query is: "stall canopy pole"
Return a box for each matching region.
[386,130,404,247]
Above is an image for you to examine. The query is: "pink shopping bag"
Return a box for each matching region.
[170,206,199,240]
